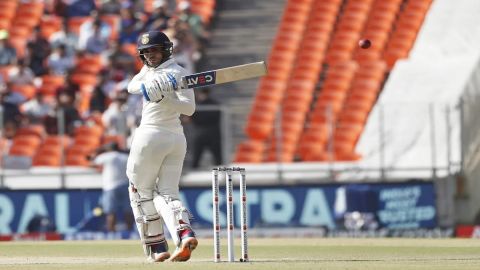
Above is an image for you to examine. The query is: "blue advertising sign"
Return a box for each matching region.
[0,182,436,234]
[0,190,101,234]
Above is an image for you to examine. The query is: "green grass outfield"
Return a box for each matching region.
[1,238,480,270]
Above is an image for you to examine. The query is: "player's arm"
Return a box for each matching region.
[160,87,195,116]
[127,66,149,94]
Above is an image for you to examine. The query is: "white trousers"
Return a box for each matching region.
[127,125,186,199]
[127,125,190,246]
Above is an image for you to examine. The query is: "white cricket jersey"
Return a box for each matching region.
[94,151,129,191]
[127,58,195,133]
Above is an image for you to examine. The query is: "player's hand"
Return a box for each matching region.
[141,73,178,102]
[154,73,178,94]
[141,79,164,102]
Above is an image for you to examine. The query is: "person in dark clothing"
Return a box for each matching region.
[0,88,24,138]
[0,88,23,123]
[44,91,81,135]
[191,88,222,168]
[27,28,52,76]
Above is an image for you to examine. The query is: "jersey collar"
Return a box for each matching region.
[153,58,175,70]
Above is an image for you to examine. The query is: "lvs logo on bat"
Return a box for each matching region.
[185,71,216,88]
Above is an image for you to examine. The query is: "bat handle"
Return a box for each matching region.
[178,78,188,90]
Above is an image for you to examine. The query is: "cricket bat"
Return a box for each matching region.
[180,61,267,89]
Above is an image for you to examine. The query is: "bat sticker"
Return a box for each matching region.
[184,71,216,88]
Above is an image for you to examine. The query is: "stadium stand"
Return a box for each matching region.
[239,0,315,163]
[235,0,433,163]
[0,0,216,169]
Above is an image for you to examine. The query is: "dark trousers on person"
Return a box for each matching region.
[192,127,222,168]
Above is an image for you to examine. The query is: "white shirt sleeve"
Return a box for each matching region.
[127,66,148,94]
[160,88,195,116]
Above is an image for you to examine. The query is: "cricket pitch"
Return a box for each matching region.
[1,238,480,270]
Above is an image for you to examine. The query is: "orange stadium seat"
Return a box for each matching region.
[0,8,16,21]
[35,145,62,158]
[406,0,432,13]
[12,84,36,100]
[190,4,215,24]
[8,37,28,59]
[9,25,31,39]
[67,145,94,156]
[15,8,43,21]
[76,55,103,74]
[65,154,90,166]
[355,49,382,63]
[41,74,66,88]
[245,120,275,141]
[0,19,11,30]
[344,1,371,13]
[12,135,42,148]
[74,125,103,137]
[16,125,46,138]
[0,1,17,11]
[11,15,40,29]
[73,136,101,152]
[9,144,37,157]
[338,107,370,125]
[40,15,63,39]
[67,17,90,35]
[32,155,61,167]
[44,135,72,147]
[233,140,265,163]
[70,73,98,88]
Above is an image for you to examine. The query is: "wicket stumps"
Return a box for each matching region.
[211,167,249,263]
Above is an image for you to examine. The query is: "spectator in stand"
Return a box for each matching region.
[49,21,79,56]
[2,82,27,105]
[8,59,35,85]
[100,0,122,15]
[89,78,108,114]
[108,41,136,74]
[85,20,110,54]
[119,21,140,45]
[142,0,171,32]
[47,44,75,75]
[0,30,17,66]
[172,39,194,74]
[102,89,129,136]
[119,4,141,29]
[0,87,23,130]
[56,73,80,99]
[51,0,68,17]
[44,91,81,135]
[91,142,133,232]
[172,24,200,73]
[190,88,222,168]
[177,1,210,45]
[26,28,51,76]
[21,92,52,124]
[78,10,111,52]
[65,0,97,18]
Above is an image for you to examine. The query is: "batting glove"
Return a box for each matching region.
[154,73,178,94]
[141,73,178,102]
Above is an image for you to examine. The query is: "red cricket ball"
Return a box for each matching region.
[359,39,371,49]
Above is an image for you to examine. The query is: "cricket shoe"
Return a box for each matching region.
[148,242,170,262]
[169,229,198,262]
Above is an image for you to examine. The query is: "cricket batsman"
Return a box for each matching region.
[126,31,198,262]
